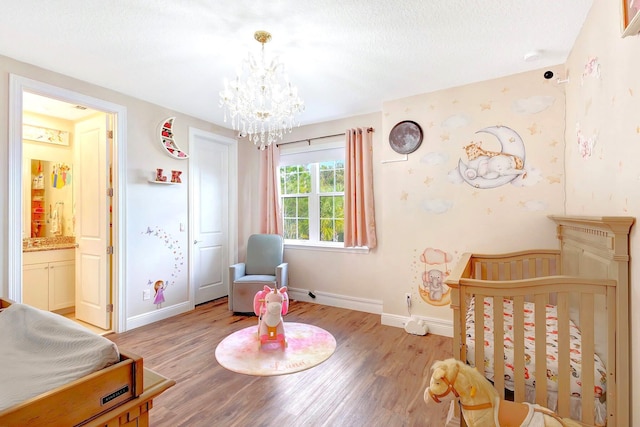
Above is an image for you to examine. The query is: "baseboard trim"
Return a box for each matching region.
[381,313,453,337]
[288,287,382,314]
[125,301,193,331]
[288,287,452,337]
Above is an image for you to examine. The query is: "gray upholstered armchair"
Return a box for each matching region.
[229,234,288,313]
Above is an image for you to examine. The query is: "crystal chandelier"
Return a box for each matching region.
[219,30,305,150]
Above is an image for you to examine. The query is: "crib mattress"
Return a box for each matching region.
[0,303,120,411]
[465,297,607,400]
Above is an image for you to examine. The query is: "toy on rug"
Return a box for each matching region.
[253,285,289,350]
[423,358,581,427]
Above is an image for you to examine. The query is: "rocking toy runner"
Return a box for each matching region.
[424,359,581,427]
[253,285,289,349]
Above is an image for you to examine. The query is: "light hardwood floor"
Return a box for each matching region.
[107,298,453,426]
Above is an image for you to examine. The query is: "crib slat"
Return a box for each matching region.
[528,258,536,279]
[515,260,523,279]
[556,292,571,418]
[541,257,550,276]
[475,261,486,280]
[580,293,595,424]
[493,297,505,398]
[606,286,616,427]
[512,296,525,402]
[474,294,485,377]
[491,263,498,281]
[454,289,464,364]
[534,294,547,407]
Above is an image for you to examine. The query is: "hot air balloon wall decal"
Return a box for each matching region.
[159,117,189,159]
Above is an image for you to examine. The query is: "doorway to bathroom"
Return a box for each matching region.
[8,75,127,333]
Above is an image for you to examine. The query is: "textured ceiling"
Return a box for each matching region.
[1,1,593,126]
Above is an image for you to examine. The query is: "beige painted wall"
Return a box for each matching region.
[238,113,382,304]
[564,0,640,424]
[0,54,236,323]
[235,138,260,262]
[379,65,567,319]
[276,66,567,323]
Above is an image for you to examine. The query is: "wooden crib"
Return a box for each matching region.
[446,216,633,427]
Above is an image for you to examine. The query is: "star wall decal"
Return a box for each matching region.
[547,176,561,184]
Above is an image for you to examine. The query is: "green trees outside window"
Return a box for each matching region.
[280,160,344,243]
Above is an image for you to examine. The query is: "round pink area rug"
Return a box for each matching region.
[215,322,336,376]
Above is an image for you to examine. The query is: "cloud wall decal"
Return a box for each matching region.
[441,113,472,129]
[421,198,454,214]
[511,96,556,114]
[420,152,449,166]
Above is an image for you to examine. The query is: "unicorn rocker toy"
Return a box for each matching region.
[253,285,289,350]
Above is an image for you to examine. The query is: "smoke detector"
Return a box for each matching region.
[523,50,542,62]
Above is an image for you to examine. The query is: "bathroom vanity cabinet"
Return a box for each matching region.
[23,248,75,312]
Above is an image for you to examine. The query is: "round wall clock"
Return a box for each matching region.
[389,120,423,154]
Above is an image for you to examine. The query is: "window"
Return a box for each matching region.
[279,140,345,246]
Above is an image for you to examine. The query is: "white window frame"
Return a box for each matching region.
[279,138,347,249]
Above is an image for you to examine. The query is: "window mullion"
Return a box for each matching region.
[309,163,319,241]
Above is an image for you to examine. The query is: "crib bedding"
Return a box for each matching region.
[0,303,120,411]
[465,296,607,400]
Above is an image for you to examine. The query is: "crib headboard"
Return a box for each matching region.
[549,215,634,426]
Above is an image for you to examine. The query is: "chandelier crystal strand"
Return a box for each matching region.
[220,31,304,150]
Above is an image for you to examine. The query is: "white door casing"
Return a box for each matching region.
[74,114,111,329]
[189,128,237,305]
[7,73,127,332]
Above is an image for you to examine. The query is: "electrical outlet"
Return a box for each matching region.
[143,289,151,300]
[405,293,411,308]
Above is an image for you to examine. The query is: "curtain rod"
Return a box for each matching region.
[276,127,374,147]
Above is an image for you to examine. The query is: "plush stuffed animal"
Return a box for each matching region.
[424,358,582,427]
[253,285,289,349]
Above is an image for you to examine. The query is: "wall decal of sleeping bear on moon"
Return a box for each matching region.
[457,125,526,189]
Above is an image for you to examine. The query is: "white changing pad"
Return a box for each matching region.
[0,303,120,411]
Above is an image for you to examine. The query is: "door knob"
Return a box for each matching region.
[194,239,201,244]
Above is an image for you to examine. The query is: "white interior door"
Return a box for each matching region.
[191,130,230,305]
[74,114,110,328]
